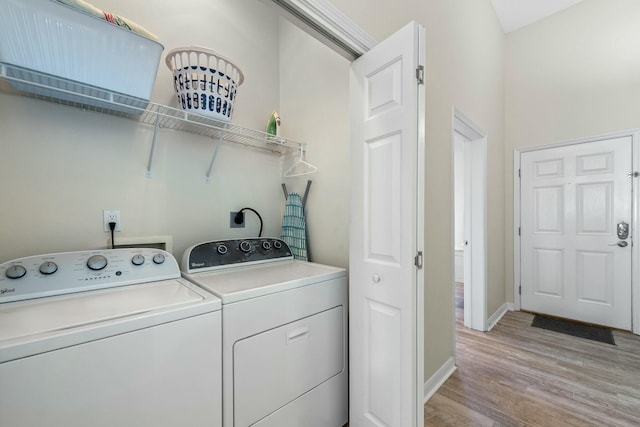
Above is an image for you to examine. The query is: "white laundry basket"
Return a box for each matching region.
[165,47,244,122]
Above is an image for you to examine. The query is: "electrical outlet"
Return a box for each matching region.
[103,210,121,232]
[230,211,245,228]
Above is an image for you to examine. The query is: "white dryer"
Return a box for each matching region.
[0,248,222,427]
[181,238,348,427]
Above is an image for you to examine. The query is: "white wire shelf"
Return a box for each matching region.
[0,62,305,179]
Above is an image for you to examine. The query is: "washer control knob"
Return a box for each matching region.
[217,245,228,255]
[273,240,282,249]
[262,241,272,250]
[87,255,108,271]
[6,264,26,279]
[239,241,252,253]
[131,254,145,266]
[152,253,165,264]
[39,261,58,275]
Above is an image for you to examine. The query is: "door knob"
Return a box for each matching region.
[608,241,628,247]
[372,274,381,283]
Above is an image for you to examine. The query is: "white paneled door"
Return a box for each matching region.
[521,137,632,330]
[349,21,424,427]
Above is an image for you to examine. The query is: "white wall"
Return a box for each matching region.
[0,0,287,263]
[112,0,282,129]
[278,19,350,268]
[327,0,505,382]
[504,0,640,302]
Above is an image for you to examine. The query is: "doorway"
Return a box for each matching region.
[518,133,639,330]
[452,109,487,332]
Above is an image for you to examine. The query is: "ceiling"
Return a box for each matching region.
[491,0,585,33]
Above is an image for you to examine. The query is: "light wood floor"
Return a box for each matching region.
[424,284,640,426]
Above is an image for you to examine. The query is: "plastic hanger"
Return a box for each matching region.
[284,145,318,178]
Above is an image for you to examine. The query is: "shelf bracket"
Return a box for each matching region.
[205,138,223,182]
[146,115,161,178]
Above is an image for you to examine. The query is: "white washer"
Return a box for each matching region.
[0,248,222,427]
[181,238,348,427]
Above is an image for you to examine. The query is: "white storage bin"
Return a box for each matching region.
[0,0,164,110]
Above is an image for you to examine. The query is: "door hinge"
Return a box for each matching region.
[518,227,521,236]
[414,251,423,269]
[416,65,424,85]
[518,168,521,178]
[519,285,522,295]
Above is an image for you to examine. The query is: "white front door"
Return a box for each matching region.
[520,136,633,330]
[349,21,424,427]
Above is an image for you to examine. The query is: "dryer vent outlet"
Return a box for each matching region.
[230,212,245,228]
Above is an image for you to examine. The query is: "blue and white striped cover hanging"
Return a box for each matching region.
[280,193,307,261]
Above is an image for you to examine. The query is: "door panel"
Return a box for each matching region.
[534,186,563,232]
[521,137,632,330]
[366,300,401,427]
[576,182,612,233]
[366,134,402,263]
[532,248,563,297]
[349,21,423,427]
[576,251,612,303]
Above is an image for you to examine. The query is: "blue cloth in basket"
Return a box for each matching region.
[281,193,307,261]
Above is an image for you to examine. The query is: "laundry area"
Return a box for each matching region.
[4,0,617,425]
[0,0,350,266]
[0,0,352,426]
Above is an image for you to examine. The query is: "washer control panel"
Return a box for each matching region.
[0,249,180,303]
[182,238,293,273]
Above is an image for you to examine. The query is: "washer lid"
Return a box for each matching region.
[0,279,217,343]
[182,259,346,303]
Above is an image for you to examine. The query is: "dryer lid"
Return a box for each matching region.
[182,259,346,303]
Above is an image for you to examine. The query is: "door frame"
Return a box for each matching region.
[263,0,376,59]
[513,129,640,334]
[452,108,488,332]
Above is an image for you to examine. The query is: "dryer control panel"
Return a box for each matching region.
[182,238,293,273]
[0,249,180,303]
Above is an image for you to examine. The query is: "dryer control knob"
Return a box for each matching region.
[273,240,282,249]
[131,255,145,266]
[217,245,228,255]
[6,264,26,279]
[152,253,165,264]
[262,241,272,250]
[87,255,108,271]
[39,261,58,275]
[239,240,252,253]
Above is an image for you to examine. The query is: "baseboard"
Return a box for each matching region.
[423,356,456,403]
[487,302,515,331]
